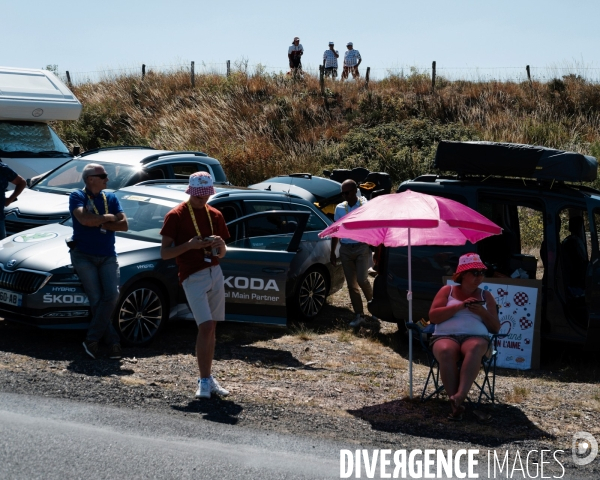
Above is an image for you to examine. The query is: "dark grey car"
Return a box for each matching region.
[0,182,343,345]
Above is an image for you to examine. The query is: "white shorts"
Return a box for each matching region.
[182,265,226,325]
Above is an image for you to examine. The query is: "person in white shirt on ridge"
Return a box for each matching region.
[323,41,339,79]
[288,37,304,75]
[342,42,362,80]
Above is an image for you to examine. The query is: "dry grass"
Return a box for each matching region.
[337,329,353,343]
[52,67,600,189]
[505,385,531,404]
[353,338,386,356]
[290,323,315,341]
[119,376,147,386]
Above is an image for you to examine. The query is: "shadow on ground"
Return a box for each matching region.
[0,298,353,363]
[171,398,243,425]
[215,344,327,371]
[0,317,295,362]
[2,299,598,384]
[348,397,552,447]
[66,357,135,377]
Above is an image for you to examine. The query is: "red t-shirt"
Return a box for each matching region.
[160,202,230,283]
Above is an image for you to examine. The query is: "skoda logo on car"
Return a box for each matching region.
[6,259,17,268]
[13,232,58,243]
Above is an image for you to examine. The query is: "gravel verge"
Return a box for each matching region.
[1,288,599,477]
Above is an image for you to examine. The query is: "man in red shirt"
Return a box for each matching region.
[160,172,230,399]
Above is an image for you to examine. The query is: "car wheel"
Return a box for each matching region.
[294,268,329,320]
[115,281,167,346]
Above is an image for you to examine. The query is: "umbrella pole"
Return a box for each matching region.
[407,228,413,400]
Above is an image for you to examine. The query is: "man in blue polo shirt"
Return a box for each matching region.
[69,163,129,359]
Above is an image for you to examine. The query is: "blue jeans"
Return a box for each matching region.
[70,249,121,345]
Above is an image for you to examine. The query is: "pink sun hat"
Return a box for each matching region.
[455,253,487,274]
[186,171,215,197]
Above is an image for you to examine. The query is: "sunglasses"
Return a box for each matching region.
[467,269,486,277]
[341,190,354,196]
[88,173,108,179]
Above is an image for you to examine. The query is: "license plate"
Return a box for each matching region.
[0,288,22,307]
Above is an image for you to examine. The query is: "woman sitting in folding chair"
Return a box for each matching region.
[429,253,500,421]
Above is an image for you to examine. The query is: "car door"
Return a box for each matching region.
[585,201,600,346]
[219,210,309,325]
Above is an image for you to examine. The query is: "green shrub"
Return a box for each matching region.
[320,119,478,185]
[518,208,545,248]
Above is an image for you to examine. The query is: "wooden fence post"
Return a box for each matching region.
[526,65,532,86]
[66,71,72,86]
[227,60,231,77]
[319,66,329,111]
[191,61,195,87]
[432,61,436,92]
[142,64,146,79]
[365,67,370,88]
[319,65,325,95]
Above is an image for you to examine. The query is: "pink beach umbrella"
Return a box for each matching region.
[319,190,502,398]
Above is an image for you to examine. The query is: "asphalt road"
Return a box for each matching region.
[0,392,343,479]
[1,392,593,480]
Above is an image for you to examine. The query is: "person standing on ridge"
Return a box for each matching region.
[341,42,362,80]
[288,36,304,75]
[323,41,339,79]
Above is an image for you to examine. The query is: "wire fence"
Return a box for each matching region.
[53,61,600,86]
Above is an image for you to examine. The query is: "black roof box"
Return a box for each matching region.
[434,141,598,182]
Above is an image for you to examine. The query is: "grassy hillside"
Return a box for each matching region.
[52,68,600,189]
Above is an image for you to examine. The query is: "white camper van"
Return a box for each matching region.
[0,66,82,182]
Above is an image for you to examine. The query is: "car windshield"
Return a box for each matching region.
[32,160,142,193]
[62,191,179,242]
[0,121,70,156]
[115,192,179,243]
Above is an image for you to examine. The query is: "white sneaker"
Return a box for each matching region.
[195,378,211,399]
[209,375,229,397]
[349,314,366,328]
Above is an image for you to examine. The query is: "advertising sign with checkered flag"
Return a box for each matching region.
[446,279,540,370]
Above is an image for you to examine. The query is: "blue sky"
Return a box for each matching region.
[5,0,600,82]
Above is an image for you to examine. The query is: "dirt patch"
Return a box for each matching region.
[1,287,599,469]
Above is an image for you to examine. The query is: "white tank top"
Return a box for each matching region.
[433,286,489,336]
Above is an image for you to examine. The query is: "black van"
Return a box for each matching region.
[369,141,600,349]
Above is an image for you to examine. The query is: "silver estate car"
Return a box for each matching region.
[4,147,228,234]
